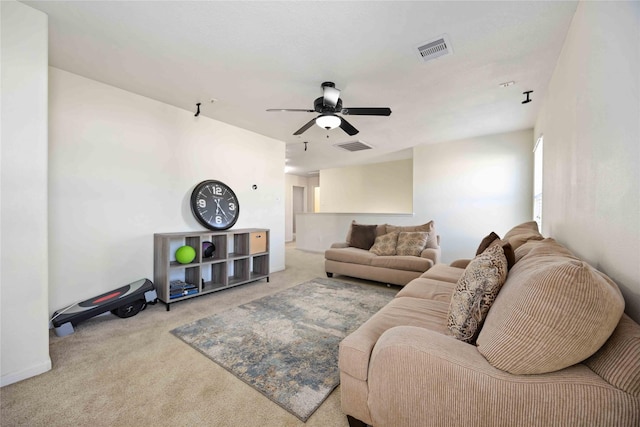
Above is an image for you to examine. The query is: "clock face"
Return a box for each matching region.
[190,180,240,230]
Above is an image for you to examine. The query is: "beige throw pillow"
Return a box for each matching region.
[476,256,625,374]
[395,232,429,256]
[447,244,508,343]
[369,231,400,256]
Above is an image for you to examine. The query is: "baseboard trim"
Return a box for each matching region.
[1,358,52,387]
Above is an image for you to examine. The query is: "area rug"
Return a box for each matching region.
[170,277,396,421]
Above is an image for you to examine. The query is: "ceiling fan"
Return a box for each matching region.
[266,82,392,136]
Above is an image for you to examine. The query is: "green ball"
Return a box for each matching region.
[175,245,196,264]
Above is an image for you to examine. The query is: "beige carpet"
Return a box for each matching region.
[0,243,393,426]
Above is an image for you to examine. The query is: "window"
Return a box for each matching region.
[533,135,544,229]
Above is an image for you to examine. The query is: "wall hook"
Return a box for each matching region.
[522,91,533,104]
[195,103,201,117]
[304,141,308,151]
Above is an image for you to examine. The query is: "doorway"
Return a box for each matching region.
[292,186,305,240]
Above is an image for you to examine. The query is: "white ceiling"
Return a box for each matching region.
[23,1,578,175]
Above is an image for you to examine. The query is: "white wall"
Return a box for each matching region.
[413,129,534,262]
[534,1,640,322]
[48,68,285,315]
[1,1,51,386]
[295,212,415,252]
[296,129,533,256]
[308,175,319,212]
[319,159,413,213]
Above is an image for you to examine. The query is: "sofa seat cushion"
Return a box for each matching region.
[370,255,433,272]
[325,247,376,265]
[477,241,625,375]
[396,278,455,302]
[339,297,449,381]
[420,264,465,283]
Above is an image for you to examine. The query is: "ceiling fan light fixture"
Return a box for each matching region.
[315,114,341,130]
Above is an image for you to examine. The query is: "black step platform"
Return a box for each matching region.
[51,278,157,336]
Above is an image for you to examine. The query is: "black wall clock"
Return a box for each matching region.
[190,180,240,230]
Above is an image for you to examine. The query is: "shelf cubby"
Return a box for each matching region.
[250,254,269,280]
[201,261,226,292]
[228,258,250,286]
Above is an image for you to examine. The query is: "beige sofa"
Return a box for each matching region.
[325,221,441,286]
[339,222,640,427]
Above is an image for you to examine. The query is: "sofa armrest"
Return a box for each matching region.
[420,247,441,264]
[367,326,635,427]
[330,242,349,249]
[449,258,471,268]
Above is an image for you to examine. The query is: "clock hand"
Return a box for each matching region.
[214,199,229,220]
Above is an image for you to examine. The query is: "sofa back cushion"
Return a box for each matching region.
[502,220,544,249]
[584,314,640,397]
[447,244,508,343]
[476,240,625,374]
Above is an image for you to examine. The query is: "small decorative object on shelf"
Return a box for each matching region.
[154,228,269,310]
[169,280,198,299]
[175,245,196,264]
[202,241,215,258]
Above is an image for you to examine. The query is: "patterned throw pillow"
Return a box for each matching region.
[447,244,508,343]
[395,232,429,256]
[386,221,438,249]
[369,231,399,256]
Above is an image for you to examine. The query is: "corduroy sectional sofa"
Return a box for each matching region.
[339,221,640,427]
[325,220,441,286]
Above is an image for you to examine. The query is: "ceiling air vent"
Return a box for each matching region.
[417,34,452,63]
[334,140,373,152]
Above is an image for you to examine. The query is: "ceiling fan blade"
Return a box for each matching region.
[293,118,317,135]
[266,108,315,112]
[341,107,392,116]
[323,85,341,108]
[339,117,359,136]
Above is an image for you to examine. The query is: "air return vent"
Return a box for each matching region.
[334,140,373,152]
[417,34,452,62]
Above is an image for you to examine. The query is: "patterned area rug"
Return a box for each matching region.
[171,277,395,421]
